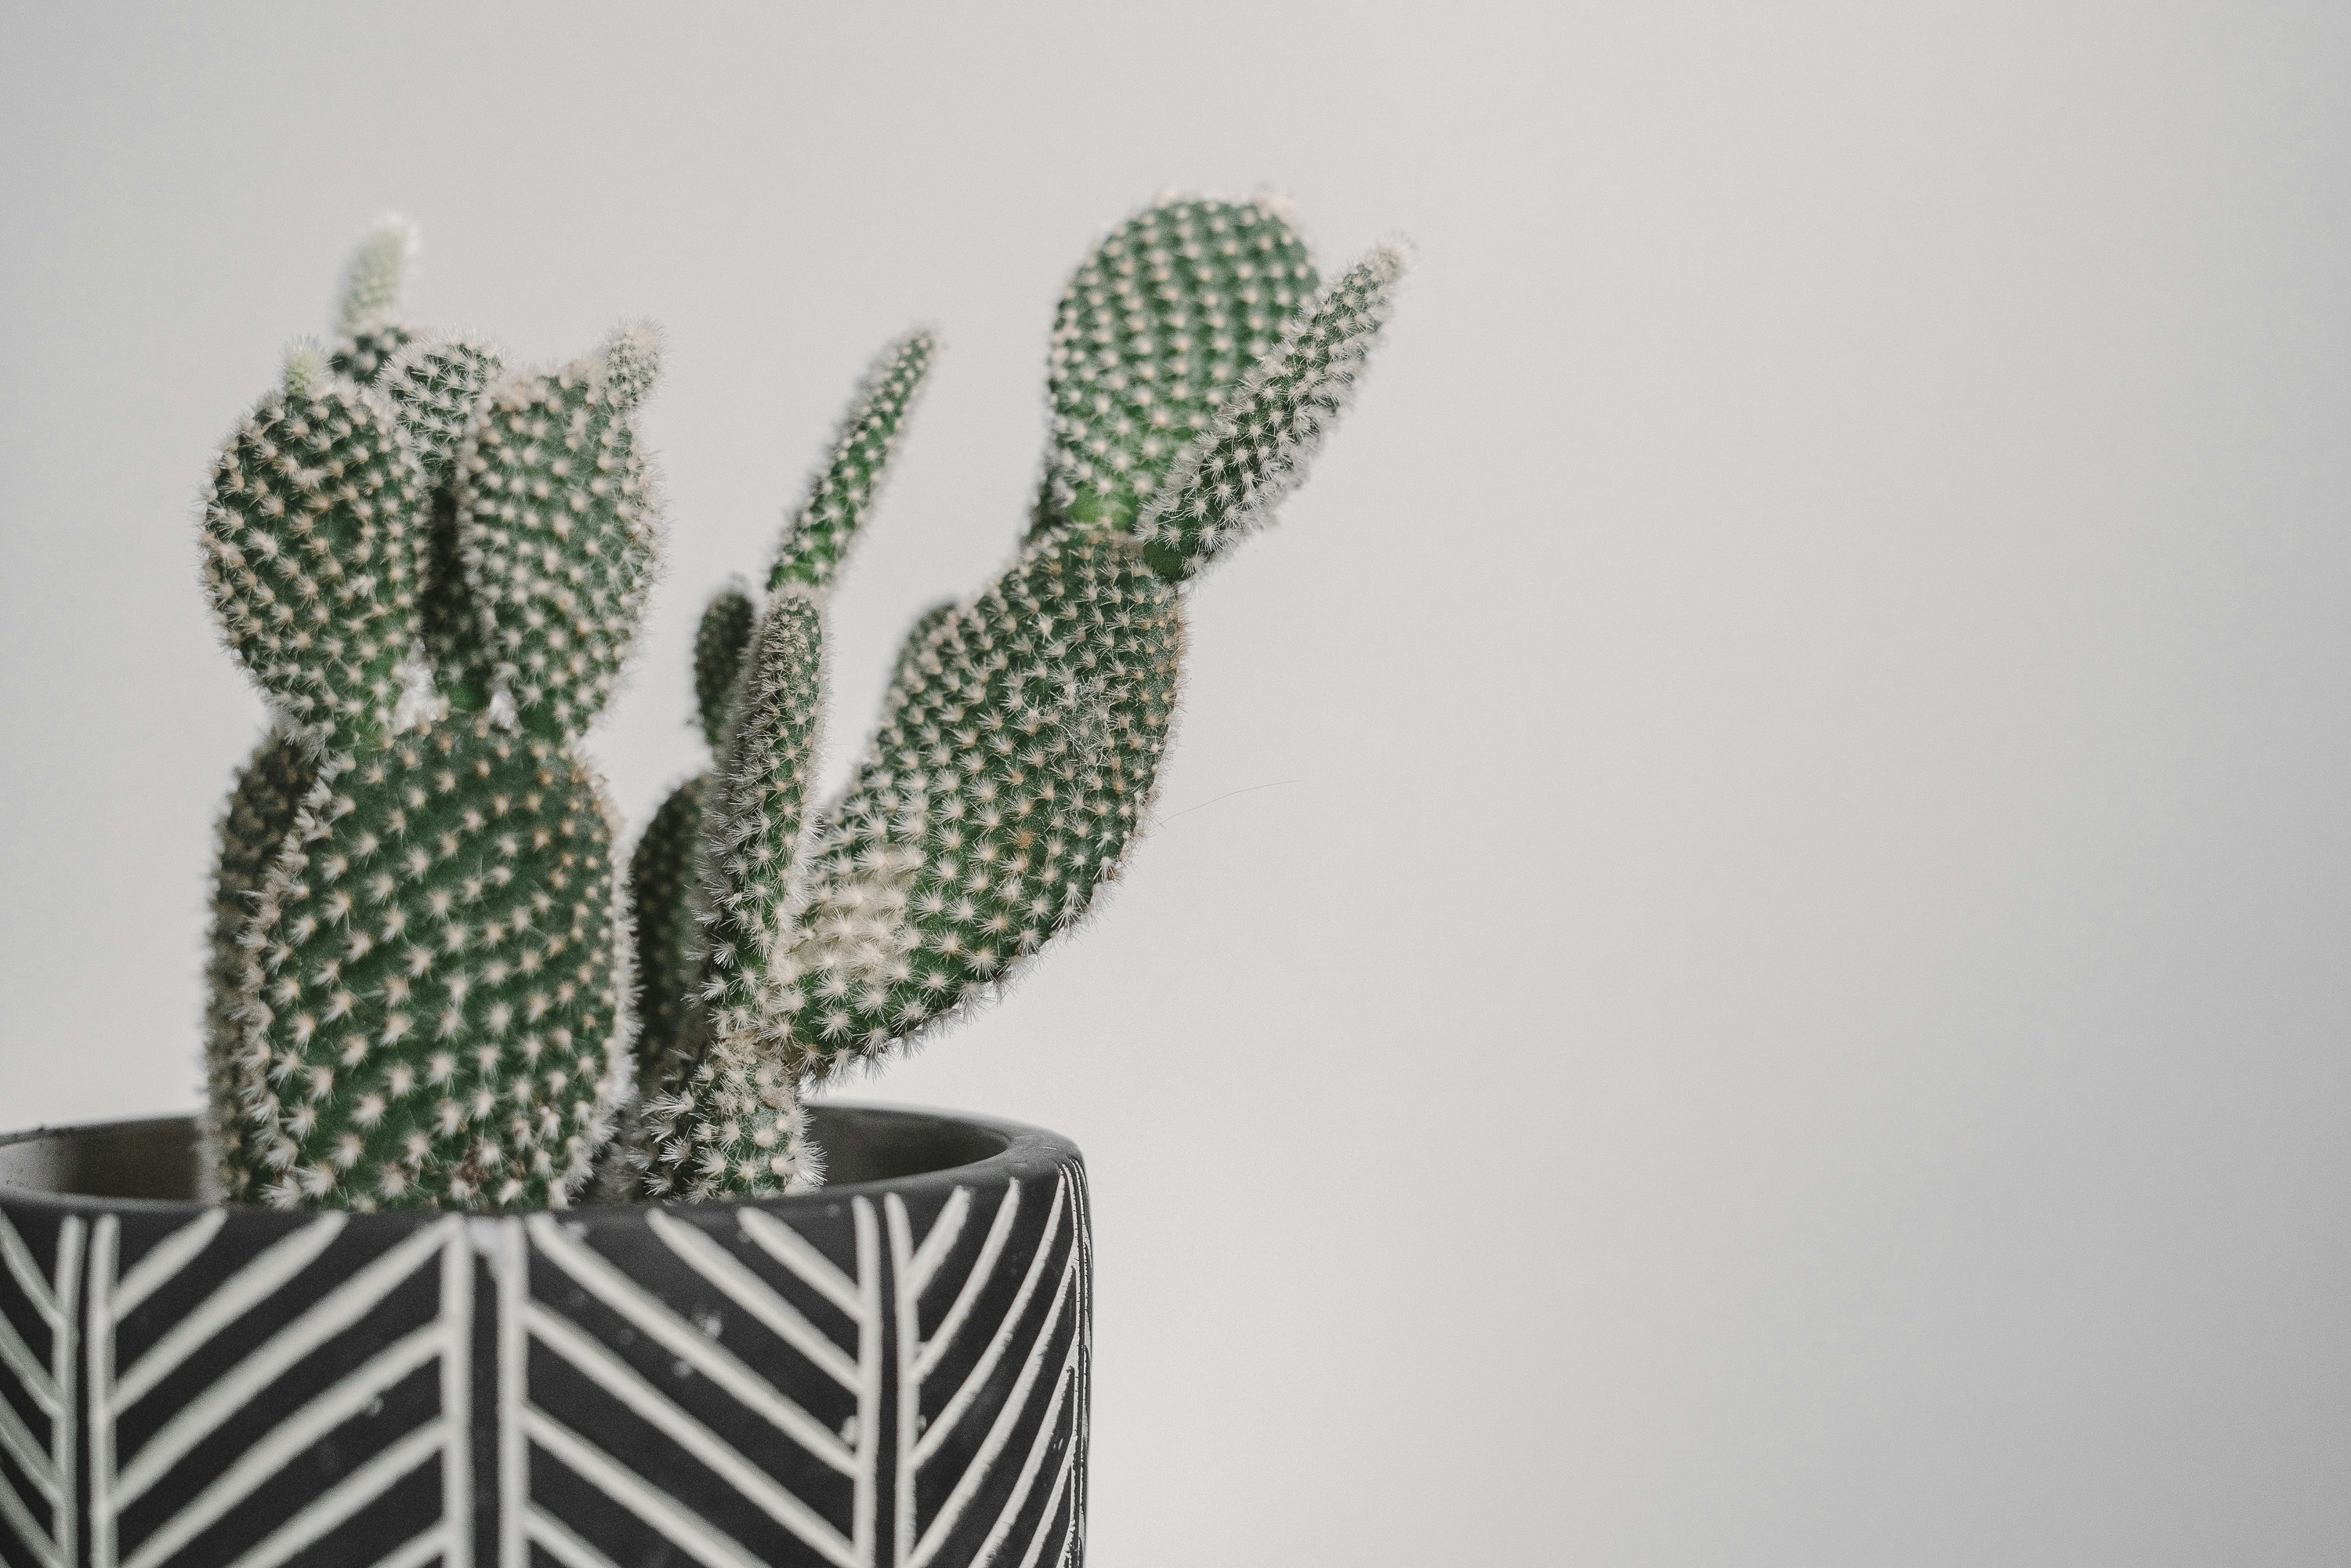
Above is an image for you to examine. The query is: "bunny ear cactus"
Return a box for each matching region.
[195,194,1400,1212]
[200,221,659,1210]
[623,194,1403,1200]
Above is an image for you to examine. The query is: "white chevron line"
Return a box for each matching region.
[523,1410,766,1568]
[112,1210,227,1319]
[526,1217,855,1474]
[177,1418,445,1568]
[113,1219,448,1507]
[647,1211,860,1390]
[911,1175,1067,1468]
[0,1385,56,1499]
[87,1216,119,1568]
[0,1298,57,1413]
[850,1198,882,1568]
[1008,1425,1078,1568]
[50,1218,81,1568]
[525,1505,624,1568]
[902,1189,971,1301]
[367,1523,453,1568]
[1063,1161,1092,1555]
[0,1209,57,1320]
[914,1182,1020,1382]
[121,1316,447,1547]
[110,1215,349,1414]
[737,1209,864,1321]
[0,1465,58,1568]
[0,1214,79,1568]
[495,1221,527,1568]
[908,1245,1081,1568]
[438,1224,473,1568]
[969,1342,1079,1568]
[523,1305,858,1568]
[886,1195,923,1564]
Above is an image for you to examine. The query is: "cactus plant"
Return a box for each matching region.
[200,218,657,1209]
[197,195,1401,1212]
[623,197,1404,1200]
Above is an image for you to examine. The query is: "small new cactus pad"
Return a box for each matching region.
[201,219,661,1210]
[622,193,1401,1200]
[327,215,418,386]
[692,585,757,751]
[770,331,933,592]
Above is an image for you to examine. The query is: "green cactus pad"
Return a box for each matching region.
[199,351,430,752]
[1038,197,1317,537]
[693,585,756,751]
[205,727,321,1201]
[625,772,707,1088]
[778,525,1182,1079]
[234,713,623,1210]
[1139,245,1407,582]
[770,331,935,593]
[455,326,665,740]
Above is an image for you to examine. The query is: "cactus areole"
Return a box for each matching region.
[177,197,1404,1214]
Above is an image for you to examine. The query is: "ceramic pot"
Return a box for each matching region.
[0,1103,1091,1568]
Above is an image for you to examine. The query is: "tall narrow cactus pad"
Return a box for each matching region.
[328,216,418,386]
[632,591,827,1200]
[386,336,508,712]
[626,774,707,1083]
[199,348,429,752]
[234,714,623,1210]
[205,727,320,1200]
[780,527,1182,1078]
[456,325,665,739]
[693,585,756,751]
[639,592,832,1204]
[693,590,825,1043]
[1038,197,1317,536]
[1139,246,1407,582]
[769,330,936,592]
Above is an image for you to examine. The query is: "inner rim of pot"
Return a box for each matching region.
[0,1102,1013,1205]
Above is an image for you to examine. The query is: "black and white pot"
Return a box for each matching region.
[0,1103,1091,1568]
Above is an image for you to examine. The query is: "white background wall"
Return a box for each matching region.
[3,4,2346,1562]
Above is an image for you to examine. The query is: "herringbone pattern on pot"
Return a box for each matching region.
[0,1131,1089,1568]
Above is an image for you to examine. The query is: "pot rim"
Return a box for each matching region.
[0,1098,1078,1216]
